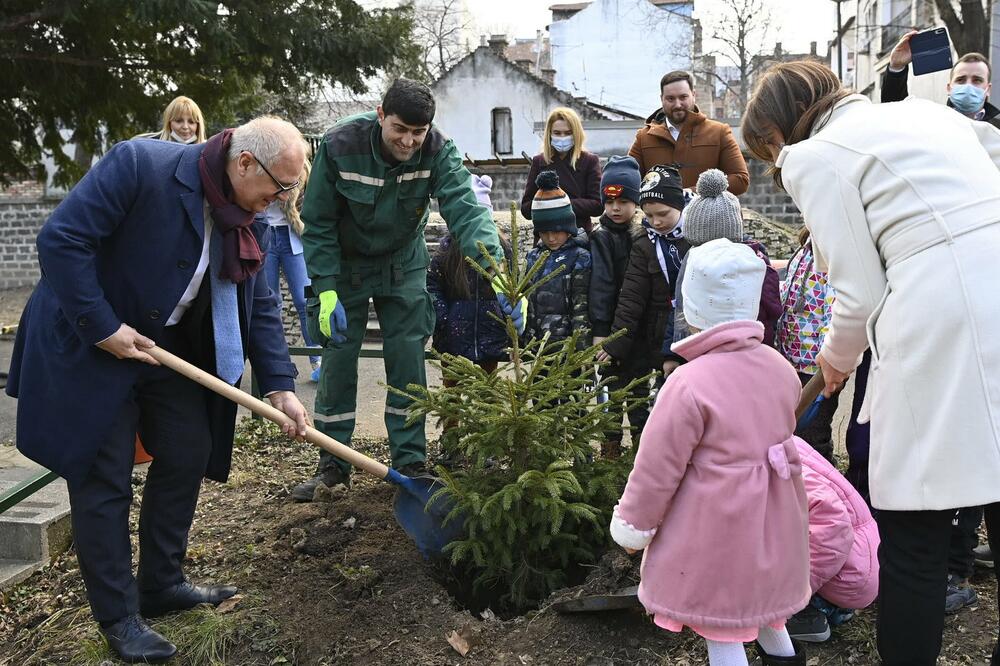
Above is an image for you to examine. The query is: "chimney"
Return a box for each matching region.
[488,34,508,56]
[534,29,544,74]
[810,41,817,56]
[541,67,556,84]
[774,42,782,56]
[480,34,487,47]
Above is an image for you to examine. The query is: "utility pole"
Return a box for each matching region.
[830,0,845,81]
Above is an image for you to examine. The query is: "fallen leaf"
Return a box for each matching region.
[446,624,480,658]
[216,594,244,614]
[447,630,471,657]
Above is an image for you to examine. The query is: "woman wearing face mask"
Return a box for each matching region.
[134,95,207,144]
[521,107,603,235]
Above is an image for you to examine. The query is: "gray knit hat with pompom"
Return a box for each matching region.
[682,169,743,246]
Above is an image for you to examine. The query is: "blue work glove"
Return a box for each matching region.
[318,290,348,344]
[490,275,527,335]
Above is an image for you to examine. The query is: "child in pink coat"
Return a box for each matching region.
[611,238,812,666]
[797,441,880,610]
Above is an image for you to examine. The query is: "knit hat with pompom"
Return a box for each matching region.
[682,169,743,246]
[531,170,578,234]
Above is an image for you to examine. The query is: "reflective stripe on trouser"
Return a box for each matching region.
[314,260,434,474]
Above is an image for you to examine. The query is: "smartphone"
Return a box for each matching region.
[909,26,953,76]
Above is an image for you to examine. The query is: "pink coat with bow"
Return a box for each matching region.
[611,321,811,631]
[797,441,880,609]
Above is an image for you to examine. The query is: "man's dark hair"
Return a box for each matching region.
[660,70,695,93]
[382,78,436,126]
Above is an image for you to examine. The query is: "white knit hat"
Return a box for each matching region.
[682,238,765,331]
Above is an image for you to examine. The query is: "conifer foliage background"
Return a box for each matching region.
[397,222,653,611]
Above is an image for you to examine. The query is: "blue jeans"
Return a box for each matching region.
[263,225,320,363]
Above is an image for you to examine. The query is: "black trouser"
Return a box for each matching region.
[794,372,839,463]
[845,352,872,506]
[877,502,1000,664]
[68,327,214,624]
[949,505,985,580]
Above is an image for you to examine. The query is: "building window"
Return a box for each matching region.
[491,108,512,155]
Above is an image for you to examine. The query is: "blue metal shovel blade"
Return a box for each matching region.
[385,468,465,559]
[796,394,825,430]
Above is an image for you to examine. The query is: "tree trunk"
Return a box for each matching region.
[934,0,990,56]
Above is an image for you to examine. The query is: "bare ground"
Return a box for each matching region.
[1,420,997,665]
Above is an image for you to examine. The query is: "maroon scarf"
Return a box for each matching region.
[198,129,263,282]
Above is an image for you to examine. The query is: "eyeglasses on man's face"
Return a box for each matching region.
[250,152,299,197]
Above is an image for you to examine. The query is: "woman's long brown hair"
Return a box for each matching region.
[741,61,851,190]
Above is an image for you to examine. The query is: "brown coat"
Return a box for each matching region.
[628,108,749,195]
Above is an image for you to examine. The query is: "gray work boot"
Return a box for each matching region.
[291,467,351,502]
[945,574,978,614]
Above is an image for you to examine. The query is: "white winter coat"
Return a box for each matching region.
[776,94,1000,511]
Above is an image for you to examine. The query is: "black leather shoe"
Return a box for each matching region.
[756,638,807,665]
[101,614,176,663]
[140,581,238,619]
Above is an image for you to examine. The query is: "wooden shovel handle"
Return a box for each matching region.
[146,346,390,480]
[796,367,826,420]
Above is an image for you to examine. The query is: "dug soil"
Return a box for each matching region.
[1,425,998,665]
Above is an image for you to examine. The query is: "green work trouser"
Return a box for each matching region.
[307,254,434,475]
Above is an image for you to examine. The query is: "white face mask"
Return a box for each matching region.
[170,130,197,144]
[550,135,574,153]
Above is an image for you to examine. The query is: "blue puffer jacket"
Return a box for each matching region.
[427,235,511,362]
[525,235,592,349]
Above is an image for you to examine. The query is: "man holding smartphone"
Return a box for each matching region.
[882,30,999,128]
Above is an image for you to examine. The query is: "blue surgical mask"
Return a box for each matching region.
[950,84,987,115]
[550,136,574,152]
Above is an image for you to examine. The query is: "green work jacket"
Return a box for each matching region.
[301,111,502,294]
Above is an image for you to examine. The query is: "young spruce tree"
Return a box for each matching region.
[395,211,653,611]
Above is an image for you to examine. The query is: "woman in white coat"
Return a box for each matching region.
[741,60,1000,666]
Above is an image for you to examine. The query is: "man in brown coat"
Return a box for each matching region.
[628,71,749,195]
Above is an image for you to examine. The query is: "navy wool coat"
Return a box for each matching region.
[5,139,297,486]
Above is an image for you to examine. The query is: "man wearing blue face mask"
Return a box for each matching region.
[882,32,999,129]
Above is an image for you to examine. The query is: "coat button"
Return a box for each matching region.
[149,309,161,320]
[177,259,191,269]
[77,316,89,328]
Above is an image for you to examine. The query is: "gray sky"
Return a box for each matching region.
[466,0,838,58]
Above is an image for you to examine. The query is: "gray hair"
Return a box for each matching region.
[228,116,305,171]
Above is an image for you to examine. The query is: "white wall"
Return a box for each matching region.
[433,49,593,159]
[550,0,694,117]
[992,1,1000,96]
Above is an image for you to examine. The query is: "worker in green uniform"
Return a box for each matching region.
[293,79,520,500]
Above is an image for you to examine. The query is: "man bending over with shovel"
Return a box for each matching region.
[292,78,520,500]
[6,117,309,663]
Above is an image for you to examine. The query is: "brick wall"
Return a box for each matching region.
[0,199,58,289]
[740,159,803,227]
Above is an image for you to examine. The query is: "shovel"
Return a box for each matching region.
[146,346,462,559]
[795,368,827,430]
[554,371,830,614]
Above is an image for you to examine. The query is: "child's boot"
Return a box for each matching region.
[755,639,806,665]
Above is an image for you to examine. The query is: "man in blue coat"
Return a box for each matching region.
[6,117,309,663]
